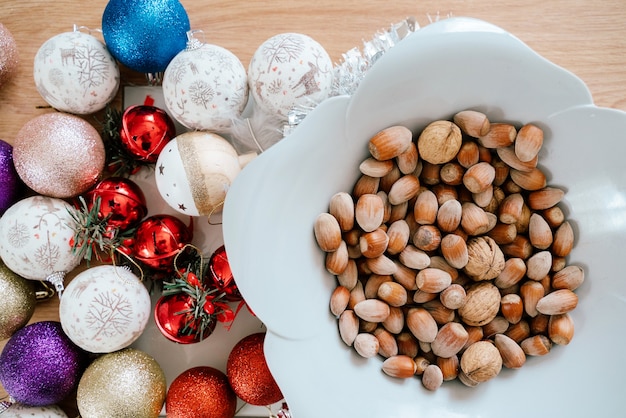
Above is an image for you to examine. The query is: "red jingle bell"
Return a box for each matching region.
[120,105,176,162]
[154,293,216,344]
[208,245,242,302]
[132,214,193,271]
[86,177,148,234]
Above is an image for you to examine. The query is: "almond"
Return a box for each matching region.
[406,307,438,343]
[369,125,413,161]
[453,110,491,137]
[535,289,578,315]
[431,322,469,358]
[416,268,452,293]
[494,334,526,369]
[359,157,395,177]
[413,189,439,225]
[463,161,495,193]
[314,212,342,252]
[388,174,420,205]
[514,123,543,162]
[382,355,417,378]
[477,123,516,148]
[552,265,585,291]
[417,120,463,164]
[338,310,359,346]
[354,299,391,323]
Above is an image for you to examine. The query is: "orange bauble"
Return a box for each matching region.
[166,366,237,418]
[227,332,284,406]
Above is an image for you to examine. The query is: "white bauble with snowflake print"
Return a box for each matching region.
[163,34,248,131]
[0,195,81,295]
[2,402,69,417]
[248,32,333,119]
[59,265,151,354]
[33,27,120,114]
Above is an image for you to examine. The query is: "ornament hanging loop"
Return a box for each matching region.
[112,246,145,283]
[145,72,163,86]
[72,24,103,36]
[45,271,66,298]
[0,395,15,413]
[185,29,206,50]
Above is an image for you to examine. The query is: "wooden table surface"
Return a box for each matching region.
[1,0,625,415]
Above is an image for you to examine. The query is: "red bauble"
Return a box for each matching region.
[132,214,193,271]
[227,332,283,406]
[154,293,216,344]
[86,177,147,234]
[120,105,176,162]
[166,366,237,418]
[208,245,242,302]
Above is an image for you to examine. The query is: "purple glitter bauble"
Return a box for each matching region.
[0,139,22,214]
[0,321,87,406]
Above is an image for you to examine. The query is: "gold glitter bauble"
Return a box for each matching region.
[0,261,36,340]
[76,348,166,418]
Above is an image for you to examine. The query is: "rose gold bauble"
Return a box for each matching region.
[13,113,105,198]
[0,23,19,87]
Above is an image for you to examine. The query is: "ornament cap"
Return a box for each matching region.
[0,397,14,412]
[185,29,205,50]
[45,271,66,298]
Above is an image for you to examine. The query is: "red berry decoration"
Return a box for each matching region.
[86,177,147,233]
[166,367,237,418]
[208,245,242,302]
[154,293,216,344]
[120,105,176,162]
[227,332,284,406]
[133,214,193,271]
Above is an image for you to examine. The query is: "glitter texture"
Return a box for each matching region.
[76,348,166,418]
[226,333,284,406]
[12,113,105,198]
[0,139,22,214]
[0,23,19,87]
[166,367,237,418]
[0,261,36,339]
[0,321,86,406]
[102,0,190,73]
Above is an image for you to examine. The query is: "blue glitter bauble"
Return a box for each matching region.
[102,0,191,74]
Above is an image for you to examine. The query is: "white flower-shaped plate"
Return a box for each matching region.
[223,17,626,418]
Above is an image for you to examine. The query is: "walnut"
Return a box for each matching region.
[463,236,505,281]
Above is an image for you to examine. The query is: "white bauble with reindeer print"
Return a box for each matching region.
[248,32,333,119]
